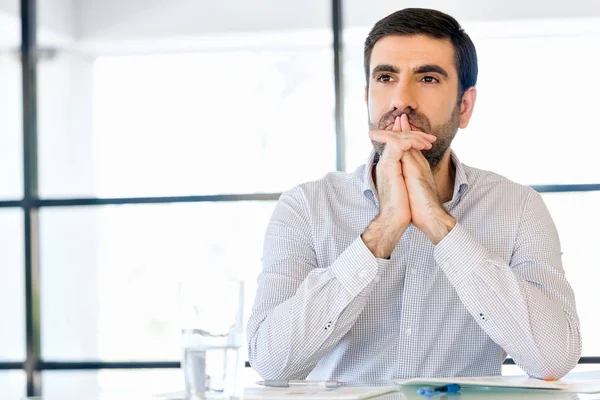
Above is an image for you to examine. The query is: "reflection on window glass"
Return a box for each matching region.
[541,191,600,357]
[40,201,276,361]
[344,20,600,185]
[0,209,25,361]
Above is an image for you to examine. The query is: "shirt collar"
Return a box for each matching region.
[362,150,379,204]
[448,150,469,205]
[362,149,470,206]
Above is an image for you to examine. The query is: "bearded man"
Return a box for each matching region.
[247,8,581,381]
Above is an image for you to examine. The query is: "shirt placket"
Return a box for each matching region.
[395,225,429,377]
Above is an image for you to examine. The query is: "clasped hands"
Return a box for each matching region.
[363,114,456,259]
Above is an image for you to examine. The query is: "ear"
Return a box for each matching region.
[364,85,368,105]
[458,86,477,129]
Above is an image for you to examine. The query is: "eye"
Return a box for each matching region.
[421,76,439,83]
[377,74,394,83]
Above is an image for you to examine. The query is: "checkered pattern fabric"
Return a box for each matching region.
[247,150,581,382]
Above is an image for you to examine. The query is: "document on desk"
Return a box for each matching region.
[244,385,398,400]
[156,386,398,400]
[393,370,600,393]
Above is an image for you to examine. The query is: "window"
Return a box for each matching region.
[0,371,25,399]
[20,0,335,395]
[0,209,25,361]
[40,202,275,362]
[0,6,23,199]
[87,51,335,197]
[41,369,182,397]
[6,1,600,396]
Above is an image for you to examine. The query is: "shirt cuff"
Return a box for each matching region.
[434,222,489,286]
[329,235,391,297]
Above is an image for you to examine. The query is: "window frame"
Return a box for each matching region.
[1,0,599,396]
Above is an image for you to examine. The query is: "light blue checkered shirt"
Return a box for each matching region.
[247,150,581,381]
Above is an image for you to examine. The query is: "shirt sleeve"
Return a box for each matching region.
[434,190,581,380]
[246,186,390,380]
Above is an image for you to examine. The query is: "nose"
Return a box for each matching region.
[390,80,417,112]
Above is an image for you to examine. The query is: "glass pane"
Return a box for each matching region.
[40,201,276,361]
[541,191,600,357]
[343,16,600,185]
[342,26,371,172]
[0,209,25,361]
[0,370,25,399]
[38,1,335,198]
[41,367,261,399]
[42,369,182,398]
[454,30,600,186]
[0,2,23,200]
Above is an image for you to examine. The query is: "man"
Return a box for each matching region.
[247,8,581,381]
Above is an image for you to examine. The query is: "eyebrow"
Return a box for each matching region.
[371,63,449,79]
[371,64,398,78]
[413,64,449,78]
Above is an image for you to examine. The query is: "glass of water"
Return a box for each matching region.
[179,273,244,400]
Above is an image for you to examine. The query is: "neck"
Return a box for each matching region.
[433,149,456,204]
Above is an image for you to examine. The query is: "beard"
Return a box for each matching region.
[369,105,461,171]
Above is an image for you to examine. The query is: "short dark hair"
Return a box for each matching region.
[364,8,478,97]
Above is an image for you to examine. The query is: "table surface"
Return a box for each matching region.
[22,386,600,400]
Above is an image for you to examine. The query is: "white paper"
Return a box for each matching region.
[244,386,399,400]
[394,370,600,394]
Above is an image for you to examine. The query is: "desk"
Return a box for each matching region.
[22,387,599,400]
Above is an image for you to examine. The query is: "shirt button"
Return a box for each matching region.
[405,328,412,337]
[410,268,417,275]
[358,270,368,278]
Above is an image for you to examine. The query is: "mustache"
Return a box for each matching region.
[378,109,430,131]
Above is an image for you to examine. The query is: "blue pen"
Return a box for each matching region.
[417,384,461,397]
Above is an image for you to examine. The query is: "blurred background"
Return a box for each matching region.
[1,0,600,397]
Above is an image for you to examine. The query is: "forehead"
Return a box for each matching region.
[370,34,456,75]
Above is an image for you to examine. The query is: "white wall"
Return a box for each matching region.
[0,0,75,39]
[75,0,330,40]
[3,0,600,53]
[74,0,600,41]
[345,0,600,27]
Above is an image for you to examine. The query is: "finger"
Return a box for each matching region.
[400,150,422,175]
[370,129,435,144]
[376,125,437,143]
[371,136,432,153]
[403,149,432,173]
[378,139,432,166]
[370,130,433,149]
[400,113,412,132]
[392,116,402,131]
[402,149,417,163]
